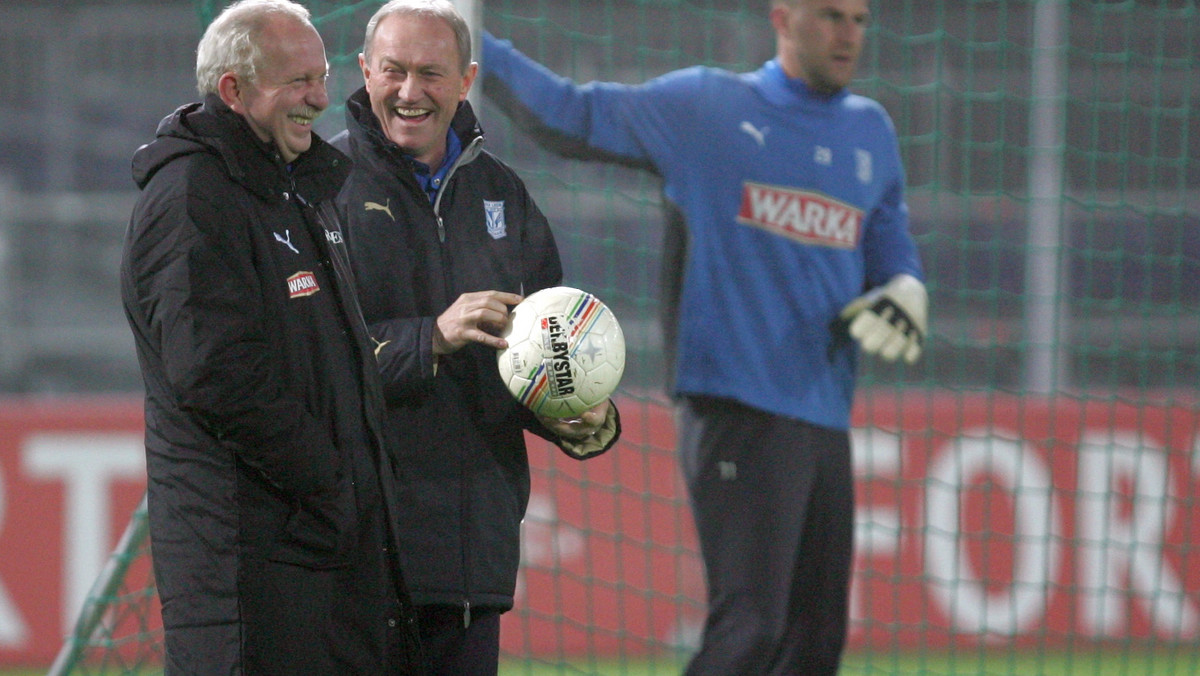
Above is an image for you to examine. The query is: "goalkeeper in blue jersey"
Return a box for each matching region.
[482,0,926,673]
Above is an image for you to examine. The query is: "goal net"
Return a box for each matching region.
[55,0,1199,674]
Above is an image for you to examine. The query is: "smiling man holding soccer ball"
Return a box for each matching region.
[482,0,927,673]
[332,1,621,673]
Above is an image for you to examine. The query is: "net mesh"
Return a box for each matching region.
[57,0,1199,673]
[48,497,162,676]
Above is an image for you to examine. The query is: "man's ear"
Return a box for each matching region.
[359,52,370,84]
[768,5,790,36]
[460,62,479,102]
[217,72,245,113]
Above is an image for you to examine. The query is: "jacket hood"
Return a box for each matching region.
[131,94,349,202]
[131,100,213,190]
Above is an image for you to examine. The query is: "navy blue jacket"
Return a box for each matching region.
[335,88,615,613]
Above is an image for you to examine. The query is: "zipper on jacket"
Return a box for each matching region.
[429,134,483,246]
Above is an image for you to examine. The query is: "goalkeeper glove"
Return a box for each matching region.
[839,274,928,364]
[547,401,621,460]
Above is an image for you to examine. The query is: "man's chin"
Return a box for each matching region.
[384,126,429,153]
[279,137,313,163]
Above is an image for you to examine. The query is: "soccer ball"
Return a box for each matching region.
[497,286,626,418]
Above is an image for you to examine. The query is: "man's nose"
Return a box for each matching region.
[309,80,330,110]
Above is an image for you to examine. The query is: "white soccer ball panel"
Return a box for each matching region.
[496,286,626,418]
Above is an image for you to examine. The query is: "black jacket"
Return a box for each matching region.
[336,87,616,613]
[121,95,422,674]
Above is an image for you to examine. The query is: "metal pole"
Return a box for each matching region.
[0,175,16,387]
[1022,0,1069,394]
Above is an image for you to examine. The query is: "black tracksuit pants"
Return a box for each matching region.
[678,395,854,676]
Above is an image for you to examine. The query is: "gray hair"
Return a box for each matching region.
[195,0,314,95]
[362,0,472,73]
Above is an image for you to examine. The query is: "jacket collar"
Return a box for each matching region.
[343,86,485,177]
[132,94,348,204]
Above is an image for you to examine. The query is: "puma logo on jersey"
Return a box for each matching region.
[737,181,862,249]
[365,200,394,221]
[739,121,768,147]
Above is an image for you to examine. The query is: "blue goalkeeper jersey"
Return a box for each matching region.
[484,35,923,430]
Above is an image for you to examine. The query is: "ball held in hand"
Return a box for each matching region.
[498,286,626,418]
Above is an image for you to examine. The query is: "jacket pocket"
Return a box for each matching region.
[268,479,356,570]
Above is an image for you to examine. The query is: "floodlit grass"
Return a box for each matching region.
[500,660,685,676]
[495,649,1200,676]
[10,649,1198,676]
[842,649,1200,675]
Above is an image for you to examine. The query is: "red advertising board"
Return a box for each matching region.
[0,398,148,668]
[1,392,1199,667]
[849,392,1200,649]
[503,392,1200,654]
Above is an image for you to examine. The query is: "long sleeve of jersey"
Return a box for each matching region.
[483,32,688,171]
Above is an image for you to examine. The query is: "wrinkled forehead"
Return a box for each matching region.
[256,18,328,79]
[790,0,871,15]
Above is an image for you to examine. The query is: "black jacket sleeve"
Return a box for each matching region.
[370,315,440,402]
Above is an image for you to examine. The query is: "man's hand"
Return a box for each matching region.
[839,274,928,364]
[537,399,610,440]
[539,399,619,459]
[434,290,523,355]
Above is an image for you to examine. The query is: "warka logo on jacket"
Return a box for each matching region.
[287,271,320,298]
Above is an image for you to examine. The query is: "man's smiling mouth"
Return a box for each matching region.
[395,107,432,121]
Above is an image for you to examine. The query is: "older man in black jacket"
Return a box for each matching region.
[333,1,620,673]
[119,1,423,673]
